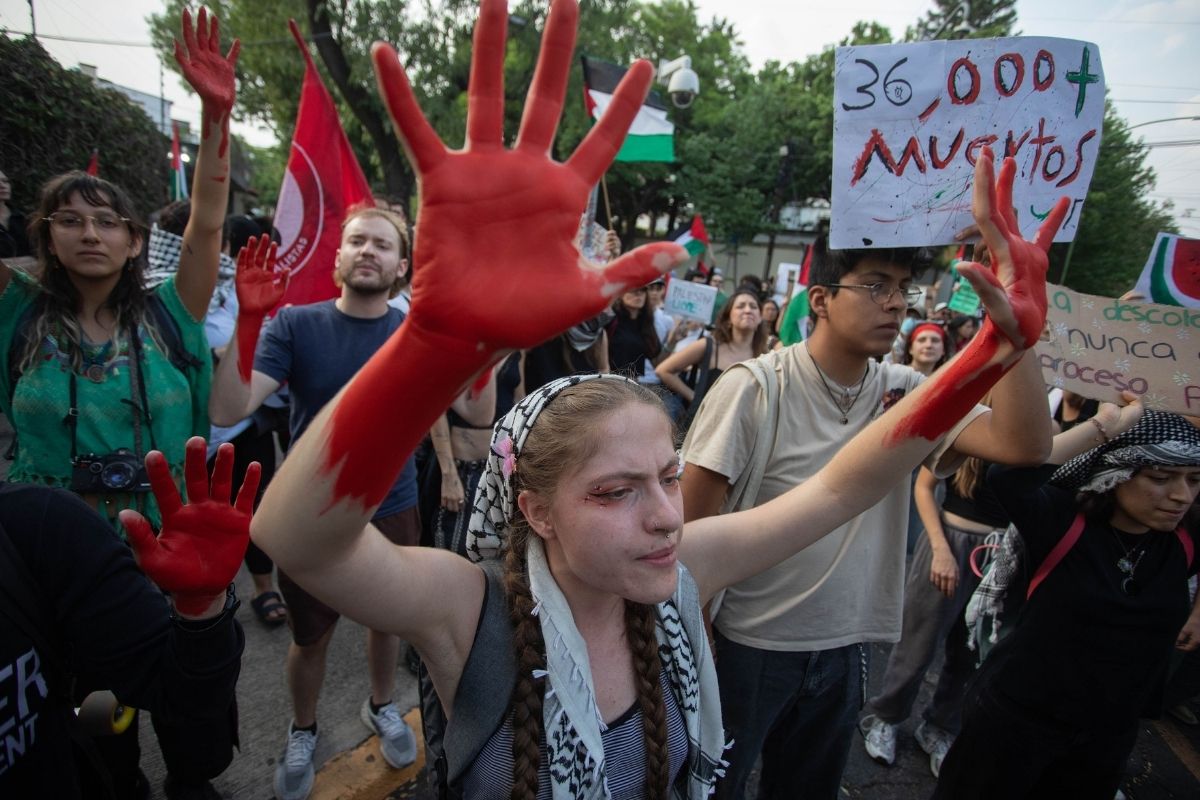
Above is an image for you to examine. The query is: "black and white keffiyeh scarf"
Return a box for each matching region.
[466,373,728,799]
[1051,410,1200,494]
[145,225,238,316]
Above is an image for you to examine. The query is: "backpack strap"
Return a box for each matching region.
[145,294,203,374]
[1175,526,1193,571]
[1026,512,1086,601]
[442,559,517,794]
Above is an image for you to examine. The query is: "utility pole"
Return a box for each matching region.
[28,0,37,36]
[763,139,798,279]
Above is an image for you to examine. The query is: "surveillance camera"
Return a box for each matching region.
[667,67,699,108]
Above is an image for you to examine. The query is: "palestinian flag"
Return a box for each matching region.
[169,123,189,202]
[671,214,709,261]
[581,56,674,163]
[779,243,814,346]
[1133,233,1200,309]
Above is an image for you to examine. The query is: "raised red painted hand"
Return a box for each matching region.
[234,234,285,383]
[121,438,260,617]
[369,0,686,351]
[174,7,240,156]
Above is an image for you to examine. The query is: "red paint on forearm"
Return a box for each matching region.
[322,322,493,512]
[235,312,264,384]
[469,365,495,399]
[883,322,1012,447]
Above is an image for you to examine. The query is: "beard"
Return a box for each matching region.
[338,262,395,296]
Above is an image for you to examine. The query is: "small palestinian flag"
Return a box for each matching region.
[581,56,675,163]
[671,214,709,260]
[169,122,189,202]
[1133,233,1200,309]
[778,242,814,346]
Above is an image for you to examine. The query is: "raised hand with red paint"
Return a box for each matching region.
[370,0,685,350]
[954,146,1068,349]
[121,438,261,618]
[233,233,286,383]
[174,7,240,149]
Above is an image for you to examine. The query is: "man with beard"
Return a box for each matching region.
[210,207,419,800]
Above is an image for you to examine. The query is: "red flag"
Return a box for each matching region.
[85,149,99,176]
[798,241,813,287]
[273,19,374,308]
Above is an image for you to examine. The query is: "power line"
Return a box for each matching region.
[1113,99,1200,106]
[0,28,332,48]
[1024,16,1200,26]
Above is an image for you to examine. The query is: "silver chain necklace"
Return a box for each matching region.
[811,356,869,425]
[1111,529,1149,596]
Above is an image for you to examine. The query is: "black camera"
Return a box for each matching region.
[71,449,151,493]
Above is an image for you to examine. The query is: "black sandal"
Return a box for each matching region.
[251,591,288,627]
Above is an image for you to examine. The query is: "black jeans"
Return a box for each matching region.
[714,631,866,800]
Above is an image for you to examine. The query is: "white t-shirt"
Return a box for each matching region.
[682,342,984,651]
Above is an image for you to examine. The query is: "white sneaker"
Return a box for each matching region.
[273,724,318,800]
[915,720,954,779]
[361,699,418,768]
[859,714,897,766]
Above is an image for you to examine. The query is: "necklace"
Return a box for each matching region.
[1111,528,1149,596]
[811,356,869,425]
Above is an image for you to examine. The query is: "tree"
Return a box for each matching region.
[907,0,1017,41]
[0,35,168,215]
[1047,102,1179,297]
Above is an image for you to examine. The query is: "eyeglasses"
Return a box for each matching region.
[44,212,131,234]
[823,282,922,308]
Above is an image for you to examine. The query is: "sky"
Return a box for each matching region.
[2,0,1197,237]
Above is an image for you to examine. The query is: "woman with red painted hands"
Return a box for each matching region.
[0,438,256,799]
[250,1,1067,797]
[0,7,239,535]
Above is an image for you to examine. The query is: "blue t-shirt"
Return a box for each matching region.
[255,301,417,519]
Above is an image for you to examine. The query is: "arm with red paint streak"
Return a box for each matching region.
[680,147,1071,603]
[173,7,241,320]
[249,0,684,695]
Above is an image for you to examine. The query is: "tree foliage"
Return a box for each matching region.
[1047,102,1178,297]
[907,0,1017,41]
[0,35,168,217]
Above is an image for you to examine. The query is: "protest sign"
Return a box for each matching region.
[664,280,718,323]
[948,282,980,314]
[1132,232,1200,309]
[775,262,801,299]
[1036,283,1200,415]
[831,37,1104,249]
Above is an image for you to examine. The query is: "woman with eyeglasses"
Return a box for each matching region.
[0,8,237,537]
[933,404,1200,799]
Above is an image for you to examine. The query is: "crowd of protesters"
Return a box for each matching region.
[2,4,1199,800]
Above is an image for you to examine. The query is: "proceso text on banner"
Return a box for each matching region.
[831,37,1104,249]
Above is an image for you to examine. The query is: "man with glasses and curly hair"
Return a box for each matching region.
[681,238,1055,799]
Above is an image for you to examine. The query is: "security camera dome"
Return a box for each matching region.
[667,67,699,108]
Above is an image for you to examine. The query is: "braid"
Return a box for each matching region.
[625,600,671,799]
[505,530,546,800]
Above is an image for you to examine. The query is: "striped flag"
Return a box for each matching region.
[1133,233,1200,309]
[778,243,814,346]
[581,56,674,163]
[670,214,709,261]
[169,123,188,201]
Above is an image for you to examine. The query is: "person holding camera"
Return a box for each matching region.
[0,8,237,537]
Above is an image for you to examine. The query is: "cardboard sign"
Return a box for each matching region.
[831,37,1104,249]
[1036,283,1200,415]
[664,280,718,323]
[1132,232,1200,309]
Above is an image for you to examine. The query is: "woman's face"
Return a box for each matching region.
[729,295,762,332]
[761,301,779,324]
[1110,466,1200,533]
[909,331,945,366]
[621,287,647,312]
[525,403,683,606]
[47,191,141,280]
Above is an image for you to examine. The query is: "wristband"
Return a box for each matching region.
[1088,417,1110,443]
[171,584,239,631]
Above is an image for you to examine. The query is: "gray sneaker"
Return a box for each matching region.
[915,720,954,778]
[273,724,318,800]
[859,714,897,766]
[361,699,418,768]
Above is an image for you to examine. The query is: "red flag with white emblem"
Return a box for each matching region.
[273,19,374,308]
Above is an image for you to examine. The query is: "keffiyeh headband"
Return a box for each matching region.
[466,372,636,562]
[1051,410,1200,494]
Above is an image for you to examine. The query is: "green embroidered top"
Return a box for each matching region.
[0,269,212,531]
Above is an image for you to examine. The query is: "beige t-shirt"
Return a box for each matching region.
[682,342,986,651]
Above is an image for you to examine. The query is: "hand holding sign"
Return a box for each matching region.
[370,0,686,351]
[956,147,1068,349]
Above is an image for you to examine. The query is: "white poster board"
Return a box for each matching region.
[664,281,718,323]
[1036,283,1200,415]
[831,37,1104,249]
[775,262,801,298]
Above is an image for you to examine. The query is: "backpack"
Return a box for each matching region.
[4,294,203,460]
